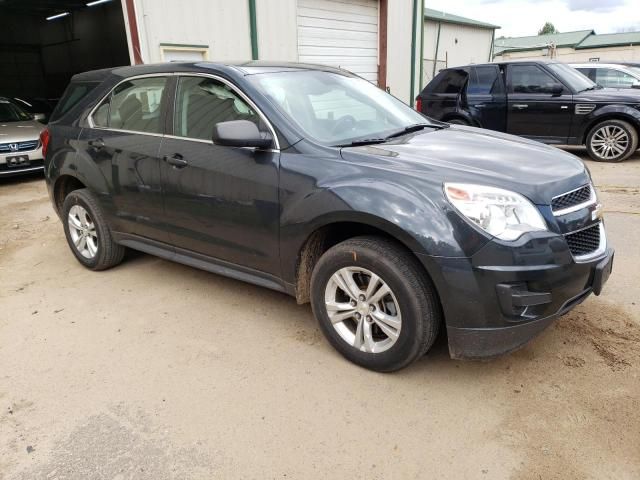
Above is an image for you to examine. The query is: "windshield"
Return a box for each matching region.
[628,66,640,81]
[548,63,597,92]
[247,71,432,146]
[0,100,32,122]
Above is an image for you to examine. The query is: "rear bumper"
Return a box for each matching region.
[416,231,614,359]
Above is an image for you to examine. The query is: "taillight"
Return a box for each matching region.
[40,128,50,157]
[415,97,423,112]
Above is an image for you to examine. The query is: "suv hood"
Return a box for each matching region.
[574,87,640,103]
[340,125,589,205]
[0,120,44,142]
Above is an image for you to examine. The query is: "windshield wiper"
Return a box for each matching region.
[383,123,440,140]
[333,138,388,147]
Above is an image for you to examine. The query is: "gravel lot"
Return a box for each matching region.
[1,149,639,479]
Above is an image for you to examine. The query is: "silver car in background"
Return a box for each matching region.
[571,63,640,89]
[0,98,45,177]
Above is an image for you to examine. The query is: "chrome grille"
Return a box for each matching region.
[0,140,39,153]
[565,223,601,257]
[551,184,594,213]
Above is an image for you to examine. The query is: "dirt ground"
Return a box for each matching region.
[1,149,639,480]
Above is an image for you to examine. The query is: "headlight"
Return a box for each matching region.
[444,183,547,241]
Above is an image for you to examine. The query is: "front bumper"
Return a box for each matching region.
[0,147,44,177]
[417,230,614,359]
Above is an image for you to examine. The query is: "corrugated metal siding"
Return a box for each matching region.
[297,0,379,83]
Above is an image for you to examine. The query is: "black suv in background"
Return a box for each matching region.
[417,61,640,162]
[43,62,613,371]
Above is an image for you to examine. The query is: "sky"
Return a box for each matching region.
[425,0,640,37]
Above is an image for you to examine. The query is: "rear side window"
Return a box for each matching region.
[429,69,468,94]
[50,82,98,122]
[91,77,167,134]
[509,65,558,94]
[468,66,503,95]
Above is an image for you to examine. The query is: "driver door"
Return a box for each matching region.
[506,63,573,143]
[159,75,281,276]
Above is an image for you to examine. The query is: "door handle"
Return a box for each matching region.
[164,154,188,168]
[512,104,529,109]
[88,138,105,149]
[473,104,486,108]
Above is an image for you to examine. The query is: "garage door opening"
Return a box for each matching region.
[0,0,130,118]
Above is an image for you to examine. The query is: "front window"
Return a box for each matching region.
[247,71,431,146]
[547,63,595,92]
[509,65,562,94]
[0,100,32,122]
[174,76,263,141]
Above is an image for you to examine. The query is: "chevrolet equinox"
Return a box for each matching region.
[42,62,614,371]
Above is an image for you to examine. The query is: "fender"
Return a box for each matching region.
[575,104,640,142]
[278,176,490,284]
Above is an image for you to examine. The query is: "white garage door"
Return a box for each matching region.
[297,0,379,84]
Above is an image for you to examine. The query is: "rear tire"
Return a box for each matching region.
[62,188,125,271]
[310,236,441,372]
[586,119,638,162]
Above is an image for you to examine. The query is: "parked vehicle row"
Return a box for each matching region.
[417,60,640,162]
[43,62,613,371]
[571,63,640,89]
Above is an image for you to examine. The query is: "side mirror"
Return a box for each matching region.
[33,113,46,123]
[632,84,640,89]
[549,83,564,96]
[212,120,273,149]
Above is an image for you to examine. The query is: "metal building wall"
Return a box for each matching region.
[423,19,494,83]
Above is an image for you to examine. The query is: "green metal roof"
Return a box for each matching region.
[494,30,594,55]
[576,31,640,49]
[424,8,500,30]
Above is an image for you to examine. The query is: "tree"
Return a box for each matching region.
[538,22,558,35]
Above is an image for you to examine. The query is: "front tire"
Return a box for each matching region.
[62,188,125,271]
[586,119,638,162]
[310,236,441,372]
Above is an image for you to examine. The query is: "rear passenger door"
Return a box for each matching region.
[159,75,280,276]
[465,65,506,131]
[79,75,170,242]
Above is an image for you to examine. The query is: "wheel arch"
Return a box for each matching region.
[582,110,640,144]
[53,174,87,216]
[292,215,437,305]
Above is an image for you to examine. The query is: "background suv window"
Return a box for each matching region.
[92,77,167,133]
[174,76,262,141]
[468,66,503,95]
[509,65,558,94]
[595,68,640,88]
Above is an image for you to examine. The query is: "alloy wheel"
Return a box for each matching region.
[590,125,629,160]
[67,205,98,259]
[324,267,402,353]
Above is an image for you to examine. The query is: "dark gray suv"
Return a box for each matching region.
[42,62,613,371]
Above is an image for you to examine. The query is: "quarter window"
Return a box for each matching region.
[174,76,262,141]
[91,77,167,133]
[509,65,559,94]
[430,69,468,94]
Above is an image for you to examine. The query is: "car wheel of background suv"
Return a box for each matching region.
[62,188,125,271]
[310,236,441,372]
[586,119,638,162]
[447,118,470,126]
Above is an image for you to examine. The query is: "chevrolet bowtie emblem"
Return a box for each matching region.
[592,203,604,221]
